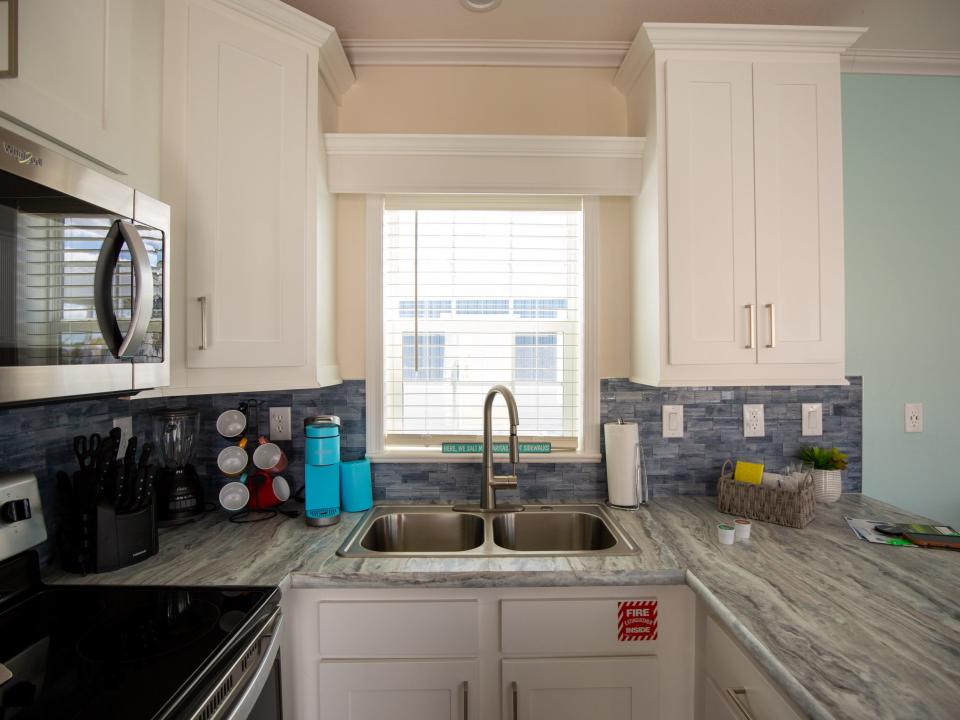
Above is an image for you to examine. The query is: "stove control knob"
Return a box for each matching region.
[1,498,31,524]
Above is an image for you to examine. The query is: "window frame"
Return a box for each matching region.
[365,194,600,464]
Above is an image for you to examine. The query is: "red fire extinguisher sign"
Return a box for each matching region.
[618,600,658,641]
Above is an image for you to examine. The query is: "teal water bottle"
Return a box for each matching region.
[304,416,341,527]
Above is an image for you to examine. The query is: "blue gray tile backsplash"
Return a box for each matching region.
[0,377,861,565]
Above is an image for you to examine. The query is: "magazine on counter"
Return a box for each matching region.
[845,516,960,545]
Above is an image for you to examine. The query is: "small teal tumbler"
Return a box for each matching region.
[340,458,372,512]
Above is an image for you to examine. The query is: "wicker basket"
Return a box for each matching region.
[716,460,816,529]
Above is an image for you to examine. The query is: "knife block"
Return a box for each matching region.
[59,499,158,574]
[94,501,159,572]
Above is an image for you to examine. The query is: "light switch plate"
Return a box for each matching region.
[905,403,923,433]
[801,403,823,436]
[743,404,765,438]
[269,407,292,441]
[662,405,683,438]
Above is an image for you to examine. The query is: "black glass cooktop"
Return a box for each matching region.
[0,556,278,720]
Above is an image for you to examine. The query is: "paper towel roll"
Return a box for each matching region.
[604,421,641,507]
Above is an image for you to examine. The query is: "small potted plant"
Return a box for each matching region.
[796,446,848,503]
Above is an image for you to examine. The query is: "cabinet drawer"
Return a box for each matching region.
[704,616,802,720]
[317,599,480,658]
[318,660,479,720]
[501,597,659,654]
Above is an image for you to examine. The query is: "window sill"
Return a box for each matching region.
[367,451,602,465]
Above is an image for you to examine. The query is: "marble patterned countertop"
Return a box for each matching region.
[44,495,960,720]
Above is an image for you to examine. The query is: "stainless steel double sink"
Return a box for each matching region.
[336,504,639,557]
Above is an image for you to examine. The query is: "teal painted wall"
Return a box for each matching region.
[843,74,960,526]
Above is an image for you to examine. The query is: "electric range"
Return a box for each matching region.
[0,551,282,720]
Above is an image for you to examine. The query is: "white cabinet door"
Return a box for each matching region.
[318,660,478,720]
[502,657,660,720]
[753,62,844,365]
[182,1,311,369]
[665,60,758,366]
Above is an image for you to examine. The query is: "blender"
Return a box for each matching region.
[152,407,204,524]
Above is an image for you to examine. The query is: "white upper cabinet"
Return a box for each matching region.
[0,0,163,193]
[619,23,863,386]
[162,0,353,394]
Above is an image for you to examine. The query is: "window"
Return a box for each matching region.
[369,195,599,460]
[515,333,559,383]
[402,333,446,381]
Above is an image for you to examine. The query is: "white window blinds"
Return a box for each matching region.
[382,195,584,450]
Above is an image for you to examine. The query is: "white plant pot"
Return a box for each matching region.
[812,469,842,503]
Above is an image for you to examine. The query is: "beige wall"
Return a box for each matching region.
[337,66,627,136]
[333,66,633,379]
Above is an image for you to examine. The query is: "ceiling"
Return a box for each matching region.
[284,0,960,50]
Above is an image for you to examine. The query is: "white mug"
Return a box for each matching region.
[216,409,247,439]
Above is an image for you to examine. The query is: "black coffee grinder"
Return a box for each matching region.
[152,407,204,524]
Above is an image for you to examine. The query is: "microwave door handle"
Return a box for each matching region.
[94,220,154,359]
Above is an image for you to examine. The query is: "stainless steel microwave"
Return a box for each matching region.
[0,128,169,405]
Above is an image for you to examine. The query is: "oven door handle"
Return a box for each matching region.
[94,219,154,359]
[224,613,284,720]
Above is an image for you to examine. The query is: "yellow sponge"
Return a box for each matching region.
[734,460,764,485]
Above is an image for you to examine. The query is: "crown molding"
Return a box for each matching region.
[615,23,866,93]
[841,48,960,76]
[219,0,354,101]
[341,39,632,68]
[324,133,645,195]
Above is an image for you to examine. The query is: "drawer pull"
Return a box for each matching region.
[512,681,519,719]
[726,688,757,720]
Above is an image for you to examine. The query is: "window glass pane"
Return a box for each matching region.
[383,202,582,442]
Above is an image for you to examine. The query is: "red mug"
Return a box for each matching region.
[249,471,291,509]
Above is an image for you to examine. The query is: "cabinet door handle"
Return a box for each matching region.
[745,304,756,350]
[765,303,776,348]
[462,680,469,720]
[198,296,208,350]
[511,681,519,720]
[726,688,757,720]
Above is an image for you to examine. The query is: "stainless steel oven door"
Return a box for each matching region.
[184,608,284,720]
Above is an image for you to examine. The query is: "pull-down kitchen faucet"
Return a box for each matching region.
[454,384,523,513]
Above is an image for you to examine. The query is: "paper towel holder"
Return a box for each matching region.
[604,418,649,510]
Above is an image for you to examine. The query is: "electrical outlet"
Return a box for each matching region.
[801,403,823,437]
[905,403,923,433]
[662,405,683,438]
[112,416,133,457]
[269,407,292,441]
[743,404,765,438]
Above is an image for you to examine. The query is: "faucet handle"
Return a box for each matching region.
[491,474,518,490]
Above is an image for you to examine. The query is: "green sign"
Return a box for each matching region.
[442,442,552,454]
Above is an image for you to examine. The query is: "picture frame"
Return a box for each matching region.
[0,0,18,79]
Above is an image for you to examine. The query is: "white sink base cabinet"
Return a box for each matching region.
[282,585,695,720]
